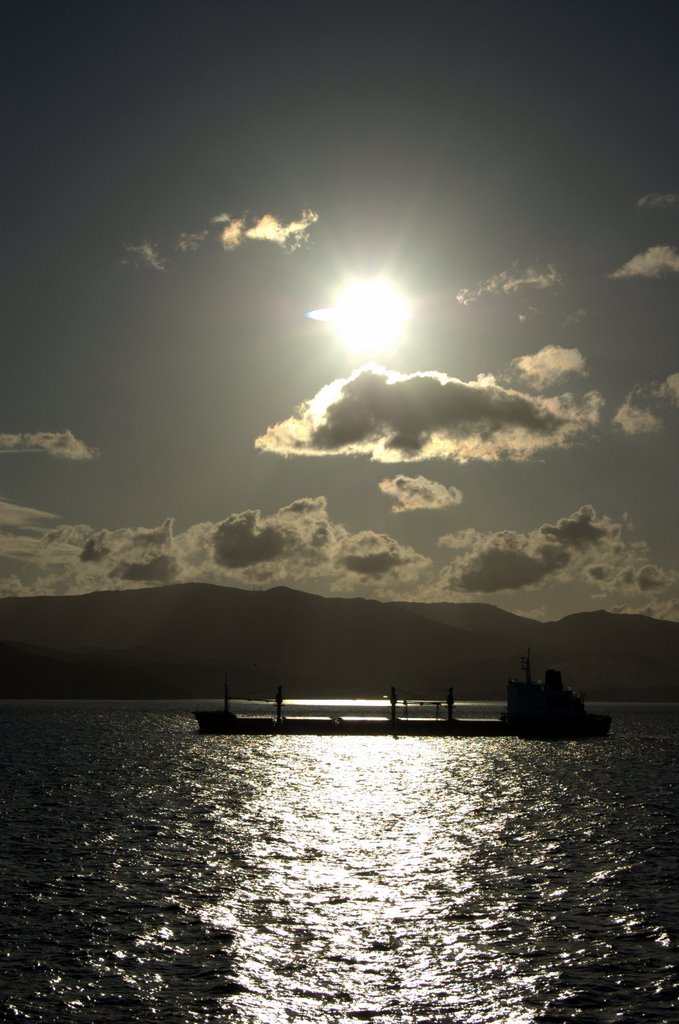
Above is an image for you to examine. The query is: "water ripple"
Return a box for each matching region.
[1,702,677,1023]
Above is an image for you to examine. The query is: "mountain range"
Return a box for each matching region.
[0,583,677,700]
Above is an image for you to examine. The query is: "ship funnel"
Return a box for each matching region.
[544,668,563,691]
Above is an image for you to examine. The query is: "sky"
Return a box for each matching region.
[3,0,679,621]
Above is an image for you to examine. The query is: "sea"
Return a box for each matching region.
[1,701,677,1024]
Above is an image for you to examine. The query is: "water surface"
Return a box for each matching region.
[1,702,677,1022]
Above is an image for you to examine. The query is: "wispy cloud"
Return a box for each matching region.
[176,230,209,253]
[457,263,562,305]
[562,307,588,327]
[610,244,679,279]
[637,193,679,209]
[215,209,319,253]
[255,364,602,463]
[510,345,587,390]
[122,240,168,271]
[245,210,319,250]
[517,306,537,324]
[0,497,60,568]
[124,208,319,268]
[0,431,98,460]
[612,398,663,435]
[379,475,463,512]
[213,214,246,251]
[659,373,679,405]
[612,373,679,434]
[612,596,679,622]
[0,574,32,598]
[0,497,58,530]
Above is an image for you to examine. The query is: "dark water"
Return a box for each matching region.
[1,701,677,1024]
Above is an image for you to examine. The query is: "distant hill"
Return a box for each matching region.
[0,641,205,699]
[0,583,677,700]
[396,600,539,641]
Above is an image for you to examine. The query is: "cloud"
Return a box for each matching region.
[659,373,679,405]
[610,245,679,279]
[125,208,319,266]
[379,475,463,512]
[0,497,58,530]
[2,495,674,608]
[3,497,429,597]
[621,563,673,592]
[244,209,319,251]
[441,505,673,596]
[0,498,61,568]
[339,531,422,578]
[612,373,679,434]
[637,193,679,209]
[611,597,679,622]
[215,215,246,251]
[0,431,98,460]
[255,364,603,463]
[214,509,291,568]
[215,209,319,252]
[0,499,77,568]
[0,574,32,598]
[540,506,624,550]
[510,345,587,390]
[45,517,178,585]
[111,554,178,583]
[122,240,168,271]
[448,532,572,592]
[457,264,562,305]
[597,561,675,594]
[517,306,537,324]
[176,230,209,253]
[210,496,429,588]
[612,399,662,435]
[562,308,588,326]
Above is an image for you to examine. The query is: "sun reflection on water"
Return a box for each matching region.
[3,703,678,1024]
[195,737,531,1021]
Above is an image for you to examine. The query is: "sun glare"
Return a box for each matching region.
[306,279,411,354]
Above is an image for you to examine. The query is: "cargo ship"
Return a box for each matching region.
[194,654,611,738]
[194,683,508,736]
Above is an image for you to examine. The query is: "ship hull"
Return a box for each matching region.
[193,711,510,737]
[509,713,611,739]
[194,710,610,738]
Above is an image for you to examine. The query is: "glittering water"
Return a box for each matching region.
[1,701,677,1023]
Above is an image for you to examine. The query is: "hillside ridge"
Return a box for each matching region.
[1,583,677,700]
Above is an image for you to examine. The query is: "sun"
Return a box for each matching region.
[306,279,411,355]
